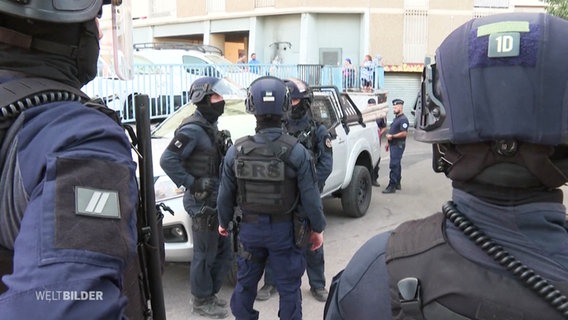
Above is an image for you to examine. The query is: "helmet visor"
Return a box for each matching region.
[213,78,246,99]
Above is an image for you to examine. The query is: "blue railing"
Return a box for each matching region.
[81,63,385,123]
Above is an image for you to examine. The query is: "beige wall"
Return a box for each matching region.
[209,34,226,52]
[427,12,472,56]
[177,0,206,17]
[226,0,254,12]
[379,0,404,9]
[374,13,405,66]
[430,0,473,10]
[292,0,371,7]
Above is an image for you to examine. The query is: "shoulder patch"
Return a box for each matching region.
[167,133,191,152]
[75,187,121,219]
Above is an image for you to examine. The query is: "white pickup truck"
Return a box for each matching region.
[310,86,385,218]
[151,85,386,262]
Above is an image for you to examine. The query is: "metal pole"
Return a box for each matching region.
[135,94,167,320]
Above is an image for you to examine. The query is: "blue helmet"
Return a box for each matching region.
[245,76,290,116]
[414,12,568,146]
[414,12,568,188]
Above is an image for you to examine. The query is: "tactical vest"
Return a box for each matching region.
[0,78,148,319]
[386,212,568,320]
[287,120,318,160]
[179,114,222,178]
[234,133,299,215]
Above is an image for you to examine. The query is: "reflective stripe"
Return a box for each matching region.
[75,187,121,219]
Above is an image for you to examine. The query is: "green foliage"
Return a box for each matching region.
[547,0,568,19]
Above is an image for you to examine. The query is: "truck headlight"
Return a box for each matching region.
[154,175,184,202]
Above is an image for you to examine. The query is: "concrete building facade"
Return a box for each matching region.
[126,0,547,120]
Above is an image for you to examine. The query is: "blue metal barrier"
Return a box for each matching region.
[81,63,385,123]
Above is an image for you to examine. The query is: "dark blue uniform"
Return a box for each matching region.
[217,127,326,320]
[387,113,409,188]
[325,189,568,319]
[160,110,231,301]
[261,114,333,293]
[0,76,139,319]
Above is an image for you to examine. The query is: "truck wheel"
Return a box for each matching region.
[341,165,372,218]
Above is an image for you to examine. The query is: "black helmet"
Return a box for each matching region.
[284,78,312,119]
[189,77,235,104]
[284,78,313,102]
[0,0,111,23]
[246,76,290,116]
[414,12,568,188]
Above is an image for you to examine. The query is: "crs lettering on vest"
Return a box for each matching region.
[235,158,285,181]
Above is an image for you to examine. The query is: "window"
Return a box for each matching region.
[403,10,428,64]
[207,0,225,13]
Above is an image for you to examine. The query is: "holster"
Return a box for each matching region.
[293,212,310,248]
[191,206,218,232]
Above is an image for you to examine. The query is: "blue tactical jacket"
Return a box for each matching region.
[325,189,568,319]
[217,127,326,233]
[0,77,138,319]
[159,110,221,215]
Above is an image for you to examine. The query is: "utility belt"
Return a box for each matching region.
[240,212,310,249]
[191,205,218,232]
[241,213,292,224]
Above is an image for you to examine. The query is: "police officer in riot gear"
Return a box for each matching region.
[217,76,326,320]
[256,77,333,303]
[160,76,234,319]
[325,12,568,320]
[0,1,154,319]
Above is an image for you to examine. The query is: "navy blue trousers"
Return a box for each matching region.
[388,142,406,186]
[190,223,232,299]
[231,216,305,320]
[263,244,325,290]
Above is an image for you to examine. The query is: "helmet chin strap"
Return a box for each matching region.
[439,142,568,189]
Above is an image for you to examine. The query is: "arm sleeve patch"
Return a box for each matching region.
[166,132,191,153]
[54,157,135,260]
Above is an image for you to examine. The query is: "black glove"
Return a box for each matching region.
[190,177,216,194]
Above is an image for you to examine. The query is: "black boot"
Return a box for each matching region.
[382,185,396,194]
[396,183,401,190]
[192,296,229,319]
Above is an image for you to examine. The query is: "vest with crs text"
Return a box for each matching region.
[234,133,298,215]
